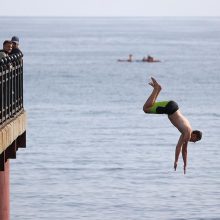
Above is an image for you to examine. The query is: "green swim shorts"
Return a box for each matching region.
[149,101,179,115]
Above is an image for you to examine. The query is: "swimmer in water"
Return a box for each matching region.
[142,55,160,62]
[142,55,154,62]
[143,77,202,174]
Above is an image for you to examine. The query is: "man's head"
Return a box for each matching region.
[190,130,202,142]
[3,40,12,54]
[11,36,19,48]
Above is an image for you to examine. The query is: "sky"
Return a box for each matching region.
[0,0,220,17]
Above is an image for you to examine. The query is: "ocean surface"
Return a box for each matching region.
[0,17,220,220]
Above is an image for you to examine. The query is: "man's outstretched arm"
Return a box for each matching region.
[182,142,188,174]
[174,134,184,171]
[174,133,190,173]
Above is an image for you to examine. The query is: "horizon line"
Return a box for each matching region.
[0,15,220,18]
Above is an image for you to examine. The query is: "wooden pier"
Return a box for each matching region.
[0,53,26,220]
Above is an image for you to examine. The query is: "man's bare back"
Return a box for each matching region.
[143,77,202,174]
[168,110,192,135]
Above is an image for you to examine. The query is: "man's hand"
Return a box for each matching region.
[174,161,177,171]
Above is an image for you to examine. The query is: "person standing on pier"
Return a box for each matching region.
[0,40,12,59]
[10,36,23,55]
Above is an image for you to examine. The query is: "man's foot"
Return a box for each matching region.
[149,77,162,90]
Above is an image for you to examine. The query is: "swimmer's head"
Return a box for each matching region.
[190,130,202,142]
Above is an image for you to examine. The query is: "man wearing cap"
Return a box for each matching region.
[10,36,23,55]
[0,40,13,59]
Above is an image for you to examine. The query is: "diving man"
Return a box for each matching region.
[143,77,202,174]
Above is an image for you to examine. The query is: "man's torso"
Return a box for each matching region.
[168,110,192,134]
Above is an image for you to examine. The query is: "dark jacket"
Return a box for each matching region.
[10,48,23,56]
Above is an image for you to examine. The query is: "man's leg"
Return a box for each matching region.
[143,77,161,113]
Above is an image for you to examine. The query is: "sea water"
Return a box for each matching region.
[0,17,220,220]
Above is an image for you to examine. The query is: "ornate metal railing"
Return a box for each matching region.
[0,53,23,125]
